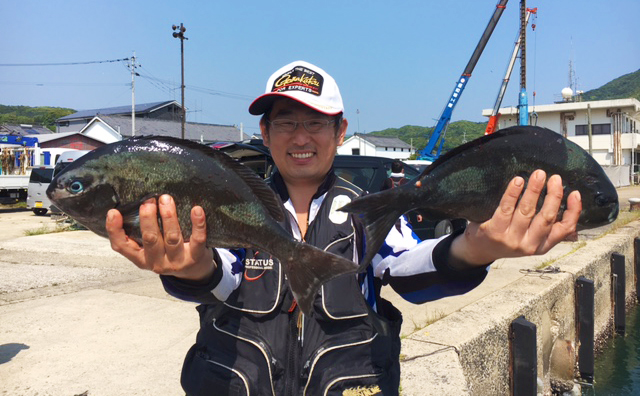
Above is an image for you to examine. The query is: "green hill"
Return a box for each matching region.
[369,121,488,157]
[0,105,75,132]
[582,69,640,102]
[366,69,640,156]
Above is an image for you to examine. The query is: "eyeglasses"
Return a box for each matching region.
[268,119,336,134]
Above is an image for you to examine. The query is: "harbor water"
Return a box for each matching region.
[582,303,640,395]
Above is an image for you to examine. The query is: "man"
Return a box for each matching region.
[106,61,581,395]
[382,160,408,190]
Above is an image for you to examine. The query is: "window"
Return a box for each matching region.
[28,168,54,183]
[352,148,360,155]
[334,167,375,190]
[576,124,611,135]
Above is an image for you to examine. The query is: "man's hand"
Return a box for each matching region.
[106,194,215,281]
[450,169,582,267]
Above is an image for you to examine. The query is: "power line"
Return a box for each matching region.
[0,58,131,67]
[137,73,253,101]
[0,81,130,87]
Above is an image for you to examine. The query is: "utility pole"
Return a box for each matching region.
[172,23,188,139]
[128,52,140,136]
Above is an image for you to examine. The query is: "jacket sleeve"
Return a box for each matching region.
[371,219,489,304]
[160,248,245,304]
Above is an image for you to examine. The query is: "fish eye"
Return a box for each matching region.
[68,180,84,194]
[595,193,609,207]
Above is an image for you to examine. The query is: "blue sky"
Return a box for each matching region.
[1,0,638,136]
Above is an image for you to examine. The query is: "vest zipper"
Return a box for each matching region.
[284,198,313,395]
[285,302,303,396]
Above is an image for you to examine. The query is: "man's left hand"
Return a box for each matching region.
[450,169,582,267]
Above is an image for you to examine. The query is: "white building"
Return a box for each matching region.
[482,97,640,184]
[78,115,246,144]
[56,101,184,134]
[338,133,413,159]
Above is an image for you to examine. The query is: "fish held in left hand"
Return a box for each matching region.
[340,125,619,270]
[46,136,359,315]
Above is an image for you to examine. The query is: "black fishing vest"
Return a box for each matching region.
[180,174,402,396]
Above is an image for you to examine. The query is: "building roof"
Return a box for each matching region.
[482,98,640,117]
[352,133,412,149]
[58,100,181,121]
[31,131,81,143]
[92,115,248,143]
[0,124,54,136]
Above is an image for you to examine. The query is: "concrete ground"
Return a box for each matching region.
[1,185,640,395]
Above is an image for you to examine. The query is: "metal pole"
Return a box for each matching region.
[587,103,593,155]
[131,51,136,137]
[173,23,188,139]
[518,0,528,126]
[519,0,526,94]
[611,252,626,335]
[180,34,185,139]
[510,316,537,396]
[576,277,595,382]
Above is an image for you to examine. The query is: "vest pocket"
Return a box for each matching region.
[181,346,250,396]
[182,312,279,396]
[303,334,398,396]
[323,373,391,396]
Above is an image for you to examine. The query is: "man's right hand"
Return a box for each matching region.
[105,194,215,282]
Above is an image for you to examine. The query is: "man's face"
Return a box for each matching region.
[261,98,347,186]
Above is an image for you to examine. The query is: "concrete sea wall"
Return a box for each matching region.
[399,221,640,395]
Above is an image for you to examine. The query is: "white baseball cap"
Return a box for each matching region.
[249,60,344,116]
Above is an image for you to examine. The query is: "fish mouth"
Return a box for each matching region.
[46,181,65,202]
[596,192,620,223]
[608,202,619,223]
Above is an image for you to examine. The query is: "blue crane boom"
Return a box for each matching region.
[418,0,509,161]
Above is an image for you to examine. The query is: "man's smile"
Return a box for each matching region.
[290,152,315,159]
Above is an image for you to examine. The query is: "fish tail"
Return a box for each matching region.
[285,244,359,315]
[339,194,405,270]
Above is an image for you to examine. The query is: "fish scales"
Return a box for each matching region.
[47,136,359,315]
[340,126,619,270]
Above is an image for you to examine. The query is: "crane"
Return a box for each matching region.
[418,0,509,162]
[485,7,537,134]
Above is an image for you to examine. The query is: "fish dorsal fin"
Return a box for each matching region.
[214,148,286,223]
[418,126,552,177]
[130,136,286,222]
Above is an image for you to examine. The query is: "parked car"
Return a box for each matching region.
[213,139,466,240]
[26,166,55,215]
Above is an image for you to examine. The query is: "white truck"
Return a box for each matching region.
[0,173,31,204]
[1,138,85,204]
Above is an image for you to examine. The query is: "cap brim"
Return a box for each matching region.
[248,92,342,116]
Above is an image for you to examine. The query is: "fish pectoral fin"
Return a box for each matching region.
[285,244,359,315]
[115,193,160,236]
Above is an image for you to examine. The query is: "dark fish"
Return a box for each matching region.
[340,125,619,269]
[46,136,359,315]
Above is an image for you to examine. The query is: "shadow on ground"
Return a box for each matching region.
[0,343,30,364]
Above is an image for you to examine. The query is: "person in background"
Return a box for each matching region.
[106,60,581,395]
[382,160,408,190]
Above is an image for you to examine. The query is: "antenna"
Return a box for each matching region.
[568,38,579,97]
